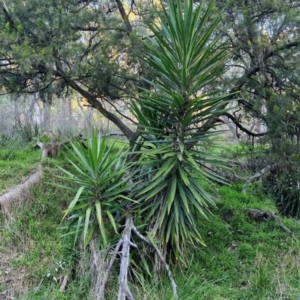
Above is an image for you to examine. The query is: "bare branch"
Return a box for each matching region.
[118,214,134,300]
[55,67,135,140]
[269,212,293,235]
[222,112,266,137]
[105,98,138,125]
[235,165,273,183]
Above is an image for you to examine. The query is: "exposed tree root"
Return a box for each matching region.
[0,165,42,219]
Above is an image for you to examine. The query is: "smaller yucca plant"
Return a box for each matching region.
[57,133,133,247]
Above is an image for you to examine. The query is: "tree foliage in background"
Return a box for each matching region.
[216,0,300,142]
[1,0,300,144]
[0,0,143,138]
[215,0,300,216]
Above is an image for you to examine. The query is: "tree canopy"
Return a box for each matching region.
[217,0,300,143]
[1,0,300,144]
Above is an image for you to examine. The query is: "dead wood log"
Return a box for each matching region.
[132,225,178,299]
[247,208,272,221]
[33,138,63,159]
[235,165,273,183]
[269,212,293,235]
[234,165,275,194]
[118,214,134,300]
[246,165,273,183]
[59,275,68,292]
[102,131,125,137]
[33,137,88,159]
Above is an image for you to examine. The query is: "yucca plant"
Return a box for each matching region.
[57,133,132,247]
[130,0,231,261]
[57,0,231,297]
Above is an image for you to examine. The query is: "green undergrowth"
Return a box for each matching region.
[0,146,41,193]
[0,144,300,299]
[190,184,300,299]
[0,162,89,300]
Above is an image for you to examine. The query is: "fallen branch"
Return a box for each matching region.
[104,131,125,137]
[95,239,123,300]
[89,213,178,300]
[248,208,272,221]
[235,165,273,183]
[269,212,293,235]
[246,165,272,183]
[234,165,275,194]
[88,240,110,300]
[118,214,134,300]
[33,138,71,159]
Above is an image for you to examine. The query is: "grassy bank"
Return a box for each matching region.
[0,144,299,299]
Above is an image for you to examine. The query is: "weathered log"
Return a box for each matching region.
[235,165,274,183]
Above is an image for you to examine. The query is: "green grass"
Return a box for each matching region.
[0,162,90,299]
[186,184,300,299]
[1,143,300,299]
[0,146,41,193]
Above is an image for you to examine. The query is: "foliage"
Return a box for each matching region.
[0,146,40,192]
[263,162,300,218]
[15,121,40,143]
[129,0,230,261]
[1,0,300,146]
[0,0,142,138]
[215,0,300,160]
[57,133,132,247]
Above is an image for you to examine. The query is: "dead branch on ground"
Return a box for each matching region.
[91,213,178,300]
[235,165,274,183]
